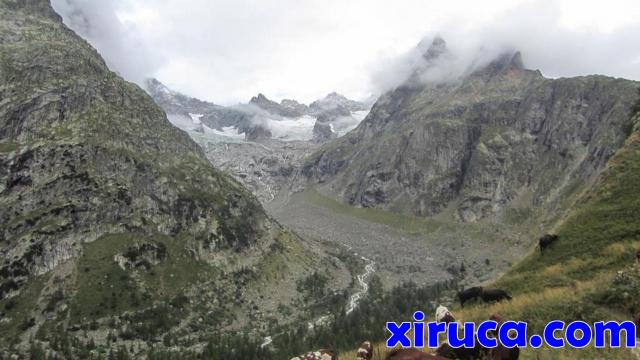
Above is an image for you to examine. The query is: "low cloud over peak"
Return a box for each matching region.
[52,0,640,105]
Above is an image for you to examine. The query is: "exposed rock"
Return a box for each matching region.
[303,44,639,221]
[245,125,273,141]
[145,78,217,116]
[312,122,337,143]
[421,35,447,60]
[280,99,311,117]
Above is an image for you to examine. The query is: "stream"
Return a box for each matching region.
[346,254,376,315]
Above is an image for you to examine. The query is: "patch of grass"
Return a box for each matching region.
[302,188,445,235]
[448,131,640,358]
[493,134,640,296]
[0,275,47,347]
[0,141,18,153]
[69,232,214,324]
[345,128,640,359]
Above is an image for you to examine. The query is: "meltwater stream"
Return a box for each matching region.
[261,250,376,348]
[346,255,376,315]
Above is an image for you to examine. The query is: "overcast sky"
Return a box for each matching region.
[51,0,640,106]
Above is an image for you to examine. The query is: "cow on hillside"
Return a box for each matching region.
[435,305,456,324]
[457,286,483,308]
[539,234,559,253]
[480,314,520,360]
[435,342,480,360]
[481,289,512,304]
[385,348,448,360]
[356,341,373,360]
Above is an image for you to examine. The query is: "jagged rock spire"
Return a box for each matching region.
[423,36,448,60]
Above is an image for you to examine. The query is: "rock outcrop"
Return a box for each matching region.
[303,38,639,221]
[312,122,337,143]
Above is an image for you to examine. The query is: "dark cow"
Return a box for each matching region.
[385,348,448,360]
[473,315,520,360]
[634,312,640,339]
[485,343,520,360]
[487,314,504,337]
[457,286,483,308]
[636,249,640,264]
[481,289,512,303]
[290,349,337,360]
[435,342,480,360]
[539,234,559,253]
[356,341,373,360]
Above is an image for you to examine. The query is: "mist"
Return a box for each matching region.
[50,0,163,85]
[49,0,640,105]
[370,0,640,94]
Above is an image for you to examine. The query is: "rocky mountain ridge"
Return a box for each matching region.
[303,38,639,224]
[0,1,352,354]
[145,78,369,143]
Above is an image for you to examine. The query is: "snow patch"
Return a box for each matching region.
[188,113,203,124]
[267,115,316,141]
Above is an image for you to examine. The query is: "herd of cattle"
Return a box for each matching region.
[456,287,511,308]
[289,307,518,360]
[290,310,640,359]
[289,234,640,359]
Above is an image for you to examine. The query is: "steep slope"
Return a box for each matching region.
[341,94,640,360]
[303,39,638,225]
[0,1,350,354]
[144,78,220,116]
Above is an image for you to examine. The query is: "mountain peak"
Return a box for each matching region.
[250,93,272,104]
[420,36,448,61]
[310,92,367,113]
[249,93,309,117]
[145,77,174,95]
[476,50,526,78]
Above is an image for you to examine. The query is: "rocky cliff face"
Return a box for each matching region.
[0,0,270,285]
[304,39,639,221]
[0,1,350,352]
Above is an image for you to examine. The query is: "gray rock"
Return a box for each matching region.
[303,45,639,221]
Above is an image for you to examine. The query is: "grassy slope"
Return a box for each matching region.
[340,119,640,359]
[302,187,533,243]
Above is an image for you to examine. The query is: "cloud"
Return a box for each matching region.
[50,0,640,105]
[369,0,640,93]
[50,0,164,85]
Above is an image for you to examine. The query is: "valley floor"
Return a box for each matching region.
[267,187,531,290]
